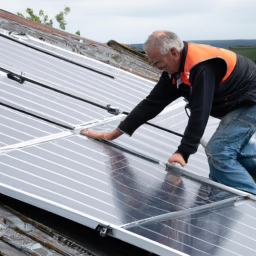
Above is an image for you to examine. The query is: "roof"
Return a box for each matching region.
[0,10,161,81]
[0,16,256,256]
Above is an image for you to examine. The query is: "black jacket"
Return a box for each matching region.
[118,42,256,162]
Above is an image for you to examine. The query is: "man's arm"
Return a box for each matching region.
[176,58,226,163]
[81,71,181,139]
[118,72,181,135]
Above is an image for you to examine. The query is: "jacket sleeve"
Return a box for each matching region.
[118,72,181,136]
[177,58,226,162]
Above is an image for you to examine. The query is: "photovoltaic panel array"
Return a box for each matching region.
[0,29,255,256]
[0,32,220,138]
[0,76,111,128]
[0,35,150,112]
[0,134,236,226]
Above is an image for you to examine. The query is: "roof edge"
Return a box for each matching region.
[0,9,109,48]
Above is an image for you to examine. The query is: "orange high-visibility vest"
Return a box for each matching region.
[180,43,237,86]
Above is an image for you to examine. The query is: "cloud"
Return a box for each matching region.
[1,0,256,43]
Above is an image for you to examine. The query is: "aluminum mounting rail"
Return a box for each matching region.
[0,114,125,155]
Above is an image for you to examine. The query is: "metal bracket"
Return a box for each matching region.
[73,114,125,135]
[7,72,25,84]
[9,31,27,37]
[106,104,122,115]
[96,225,111,237]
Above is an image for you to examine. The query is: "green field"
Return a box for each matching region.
[229,46,256,63]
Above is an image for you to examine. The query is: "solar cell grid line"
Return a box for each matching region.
[63,137,212,201]
[62,138,211,197]
[0,33,115,79]
[124,200,256,256]
[0,106,65,135]
[0,34,204,137]
[0,149,180,225]
[0,105,65,146]
[169,218,256,253]
[0,77,111,128]
[0,114,124,154]
[87,119,210,177]
[125,225,212,256]
[25,143,199,211]
[128,225,239,256]
[49,138,237,204]
[0,48,146,112]
[0,29,209,137]
[0,168,123,225]
[0,135,237,226]
[0,85,83,126]
[0,34,193,127]
[5,31,157,89]
[0,36,152,95]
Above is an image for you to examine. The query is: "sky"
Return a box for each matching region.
[1,0,256,44]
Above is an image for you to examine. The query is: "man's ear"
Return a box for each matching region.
[170,47,179,56]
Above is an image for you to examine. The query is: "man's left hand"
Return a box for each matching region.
[168,153,186,167]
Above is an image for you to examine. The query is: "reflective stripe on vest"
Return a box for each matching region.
[180,43,237,86]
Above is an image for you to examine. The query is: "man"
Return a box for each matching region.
[81,30,256,194]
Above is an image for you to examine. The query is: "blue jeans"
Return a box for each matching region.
[206,105,256,194]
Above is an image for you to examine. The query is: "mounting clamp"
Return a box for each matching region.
[96,225,111,237]
[106,104,122,115]
[7,72,25,84]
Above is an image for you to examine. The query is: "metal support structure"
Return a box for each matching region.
[0,131,73,155]
[73,114,125,134]
[0,114,125,155]
[0,67,109,113]
[120,196,247,230]
[109,225,189,256]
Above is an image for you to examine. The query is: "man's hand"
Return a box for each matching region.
[168,153,186,167]
[80,128,122,140]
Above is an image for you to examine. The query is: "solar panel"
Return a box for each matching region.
[0,32,219,139]
[0,35,150,111]
[0,76,111,128]
[1,132,251,255]
[124,200,256,256]
[88,118,210,177]
[0,105,65,147]
[0,134,236,225]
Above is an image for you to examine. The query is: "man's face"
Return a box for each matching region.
[147,47,181,74]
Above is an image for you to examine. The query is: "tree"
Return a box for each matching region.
[17,7,71,30]
[55,7,70,30]
[75,30,80,36]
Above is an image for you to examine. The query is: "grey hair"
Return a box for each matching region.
[143,30,184,55]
